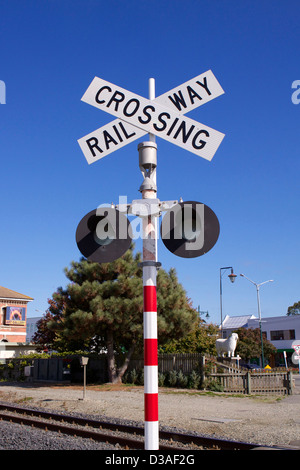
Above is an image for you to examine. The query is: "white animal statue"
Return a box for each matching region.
[216,333,239,358]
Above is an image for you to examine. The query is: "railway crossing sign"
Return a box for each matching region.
[78,70,225,164]
[77,71,225,451]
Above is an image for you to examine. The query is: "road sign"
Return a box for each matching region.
[155,70,224,113]
[78,119,146,164]
[78,71,225,164]
[292,343,300,368]
[76,74,225,451]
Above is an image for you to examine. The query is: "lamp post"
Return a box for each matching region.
[240,274,274,368]
[220,267,237,337]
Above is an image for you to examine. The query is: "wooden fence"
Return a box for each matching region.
[129,353,204,375]
[128,353,294,395]
[208,371,293,395]
[1,354,294,395]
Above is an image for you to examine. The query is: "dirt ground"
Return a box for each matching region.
[0,380,300,448]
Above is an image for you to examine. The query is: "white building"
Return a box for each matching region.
[26,317,42,343]
[221,314,300,366]
[221,315,258,337]
[247,315,300,353]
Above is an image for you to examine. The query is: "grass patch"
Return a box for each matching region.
[51,383,143,392]
[16,396,33,403]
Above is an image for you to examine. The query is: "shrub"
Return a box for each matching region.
[128,368,139,384]
[177,370,188,388]
[167,370,178,387]
[158,373,165,387]
[188,370,201,389]
[205,378,224,392]
[137,369,144,386]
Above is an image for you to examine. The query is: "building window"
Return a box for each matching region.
[270,330,296,341]
[289,329,296,340]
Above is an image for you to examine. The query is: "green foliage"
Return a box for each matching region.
[188,370,201,389]
[128,368,139,384]
[0,359,34,382]
[205,378,224,392]
[177,370,188,388]
[167,370,178,387]
[36,245,198,383]
[287,301,300,316]
[235,327,277,361]
[31,312,57,350]
[123,368,144,386]
[123,368,202,390]
[156,268,197,344]
[159,320,219,355]
[43,247,144,355]
[18,350,92,360]
[158,372,166,387]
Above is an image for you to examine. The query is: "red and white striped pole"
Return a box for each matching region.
[139,141,159,450]
[140,78,159,450]
[143,254,159,449]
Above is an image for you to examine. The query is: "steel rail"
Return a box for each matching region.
[0,402,294,451]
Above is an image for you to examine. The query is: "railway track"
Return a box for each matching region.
[0,402,295,450]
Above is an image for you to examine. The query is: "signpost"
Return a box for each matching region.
[80,357,89,401]
[292,343,300,374]
[77,71,225,450]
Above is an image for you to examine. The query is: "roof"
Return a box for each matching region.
[26,316,42,324]
[0,286,34,301]
[222,314,257,329]
[248,314,300,327]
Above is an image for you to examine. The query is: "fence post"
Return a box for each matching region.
[288,371,294,395]
[246,372,251,394]
[200,355,205,385]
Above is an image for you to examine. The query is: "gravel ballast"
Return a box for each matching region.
[0,419,119,450]
[0,380,299,449]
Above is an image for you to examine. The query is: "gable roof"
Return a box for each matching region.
[0,286,34,301]
[222,314,257,329]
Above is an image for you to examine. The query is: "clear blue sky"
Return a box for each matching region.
[1,0,300,325]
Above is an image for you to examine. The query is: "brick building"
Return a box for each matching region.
[0,286,33,343]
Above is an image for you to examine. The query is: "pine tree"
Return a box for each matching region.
[159,320,219,354]
[41,245,197,383]
[287,301,300,315]
[31,311,57,351]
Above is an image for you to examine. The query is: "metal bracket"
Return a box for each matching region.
[138,261,162,268]
[159,200,178,211]
[116,198,179,217]
[132,198,160,217]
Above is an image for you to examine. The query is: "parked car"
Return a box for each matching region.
[241,363,261,370]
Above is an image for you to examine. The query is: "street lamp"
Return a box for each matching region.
[240,274,274,368]
[220,267,237,338]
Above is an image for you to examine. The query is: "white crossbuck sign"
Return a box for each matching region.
[78,70,225,164]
